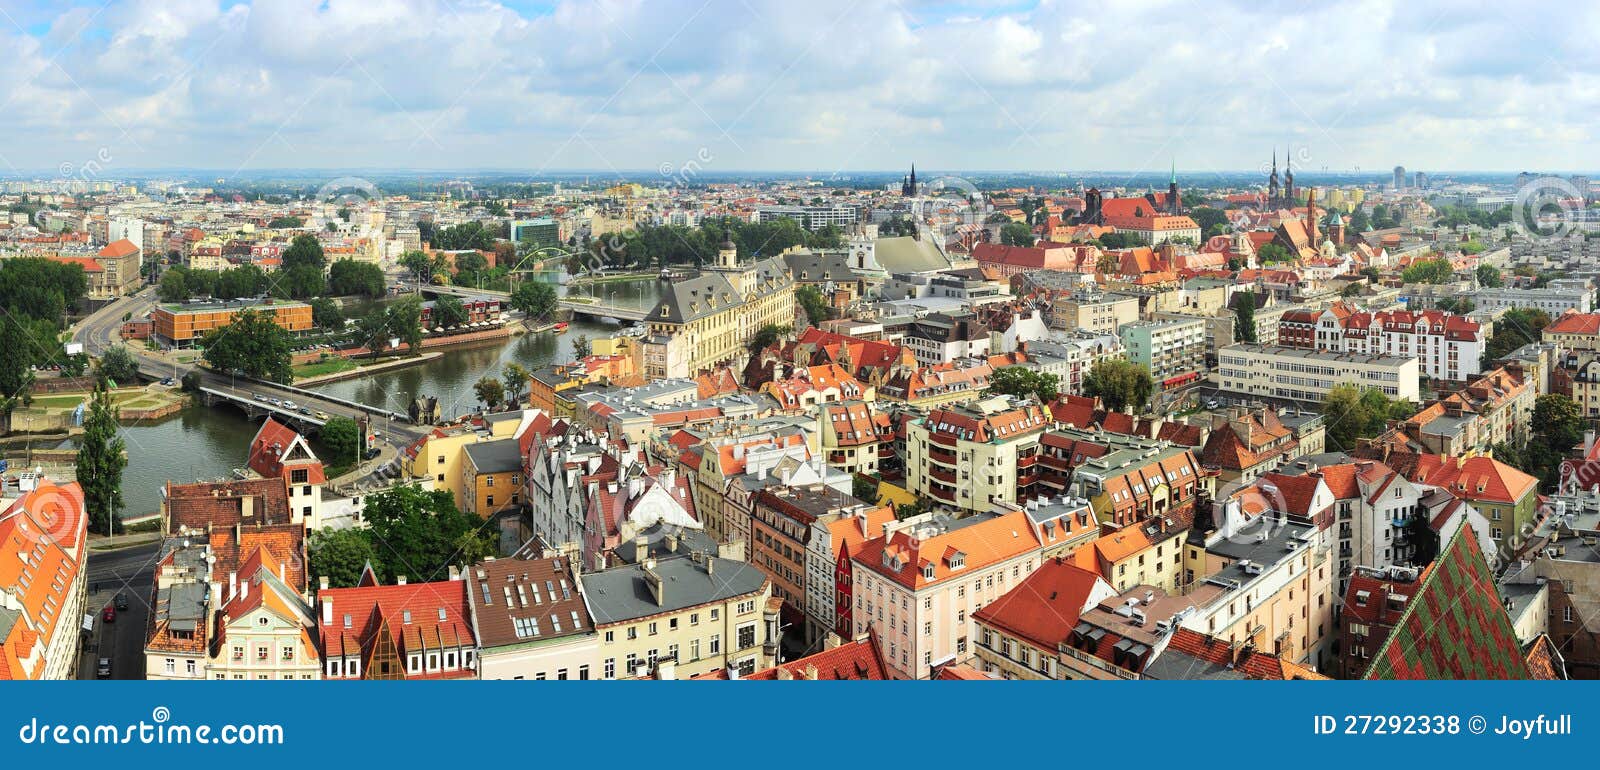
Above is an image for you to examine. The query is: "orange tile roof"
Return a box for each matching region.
[0,482,87,680]
[853,510,1044,590]
[972,558,1107,651]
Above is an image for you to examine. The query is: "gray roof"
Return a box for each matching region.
[581,555,767,624]
[464,438,523,474]
[648,272,742,324]
[784,250,857,283]
[874,236,951,273]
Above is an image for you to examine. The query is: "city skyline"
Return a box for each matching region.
[2,0,1597,175]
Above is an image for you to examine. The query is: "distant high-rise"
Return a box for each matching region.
[1414,171,1430,190]
[1393,165,1406,191]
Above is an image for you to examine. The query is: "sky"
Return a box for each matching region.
[0,0,1597,177]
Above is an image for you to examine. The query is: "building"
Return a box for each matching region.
[151,298,314,347]
[1119,317,1206,390]
[971,558,1116,679]
[813,504,899,641]
[754,204,858,231]
[1215,343,1421,403]
[750,483,878,643]
[468,553,597,680]
[1279,304,1484,382]
[902,312,991,367]
[815,400,897,477]
[244,418,329,529]
[1472,285,1593,315]
[903,395,1051,512]
[1363,522,1532,679]
[509,217,560,248]
[640,240,795,378]
[461,438,523,518]
[0,481,87,680]
[1336,564,1421,679]
[1377,451,1538,558]
[691,634,891,680]
[1047,291,1140,335]
[849,507,1067,679]
[1044,427,1204,528]
[93,238,143,296]
[317,568,477,680]
[582,553,776,679]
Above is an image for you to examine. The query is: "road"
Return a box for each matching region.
[71,289,424,483]
[76,540,161,680]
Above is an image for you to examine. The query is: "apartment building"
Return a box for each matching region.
[815,400,897,477]
[902,312,991,367]
[904,395,1051,512]
[1471,285,1593,315]
[1043,427,1204,528]
[812,504,900,641]
[1120,317,1206,390]
[849,508,1069,679]
[1215,344,1421,402]
[1048,291,1140,334]
[582,554,776,679]
[641,242,795,378]
[970,559,1116,680]
[1280,304,1484,382]
[317,570,478,680]
[151,297,313,347]
[750,483,879,644]
[469,554,598,680]
[0,481,87,681]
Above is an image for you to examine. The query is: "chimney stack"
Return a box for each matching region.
[319,575,330,591]
[397,575,407,586]
[322,599,333,625]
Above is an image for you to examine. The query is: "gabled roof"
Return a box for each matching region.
[712,635,890,680]
[98,238,140,258]
[972,558,1109,651]
[1364,522,1531,680]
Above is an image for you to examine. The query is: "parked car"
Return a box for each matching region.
[114,592,129,611]
[364,448,381,461]
[298,407,312,415]
[96,658,111,679]
[102,605,116,623]
[314,411,330,420]
[283,400,298,410]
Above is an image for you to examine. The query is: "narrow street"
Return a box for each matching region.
[75,540,161,680]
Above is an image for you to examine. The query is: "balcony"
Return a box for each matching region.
[928,446,957,466]
[929,466,958,485]
[929,485,957,504]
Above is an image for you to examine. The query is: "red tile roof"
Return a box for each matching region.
[972,558,1108,651]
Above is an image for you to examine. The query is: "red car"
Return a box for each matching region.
[102,605,116,623]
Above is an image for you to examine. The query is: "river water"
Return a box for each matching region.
[99,277,662,518]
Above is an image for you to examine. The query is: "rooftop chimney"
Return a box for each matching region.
[322,599,333,625]
[397,575,407,586]
[319,575,330,591]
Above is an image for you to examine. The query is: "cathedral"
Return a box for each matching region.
[1267,147,1298,209]
[901,164,917,197]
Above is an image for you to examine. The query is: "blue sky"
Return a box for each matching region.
[0,0,1594,176]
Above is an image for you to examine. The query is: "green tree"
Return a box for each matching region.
[354,310,391,359]
[282,234,326,272]
[1000,222,1037,247]
[400,250,443,283]
[200,309,293,382]
[1188,206,1229,237]
[1256,242,1293,263]
[76,378,126,535]
[748,323,793,353]
[1476,263,1504,288]
[572,334,592,358]
[320,415,361,469]
[1434,297,1474,314]
[510,280,558,320]
[1484,307,1551,362]
[502,363,530,405]
[361,484,497,584]
[852,474,880,504]
[387,295,424,355]
[158,269,189,302]
[310,297,345,330]
[95,345,141,385]
[431,296,468,328]
[986,366,1060,403]
[1340,283,1365,298]
[1082,358,1154,413]
[267,216,304,229]
[274,264,327,299]
[1534,394,1584,454]
[307,527,377,589]
[1094,232,1144,250]
[1233,290,1258,343]
[328,259,386,298]
[795,285,832,326]
[877,215,919,238]
[1401,258,1455,284]
[474,375,505,409]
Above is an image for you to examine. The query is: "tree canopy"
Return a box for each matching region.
[986,366,1060,404]
[1082,359,1154,413]
[200,308,294,383]
[328,259,386,298]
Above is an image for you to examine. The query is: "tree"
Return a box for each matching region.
[77,378,126,535]
[1094,232,1144,250]
[328,259,386,298]
[267,216,304,229]
[200,309,293,383]
[747,323,792,353]
[1434,297,1474,314]
[1340,282,1366,298]
[359,484,498,584]
[431,296,468,328]
[852,474,880,504]
[320,416,361,469]
[1484,307,1551,362]
[282,234,326,272]
[1233,290,1258,343]
[1401,258,1455,284]
[1000,222,1036,247]
[986,366,1060,403]
[510,280,558,320]
[308,527,378,589]
[502,363,530,405]
[1256,243,1293,263]
[877,215,918,238]
[158,269,189,302]
[96,345,141,385]
[1189,206,1229,237]
[795,285,832,326]
[1082,359,1154,413]
[354,310,391,359]
[1320,385,1417,451]
[400,250,444,283]
[273,264,327,299]
[1534,394,1584,454]
[1476,263,1504,288]
[474,375,505,409]
[214,263,268,299]
[310,297,345,330]
[387,295,424,355]
[0,316,35,435]
[572,334,592,358]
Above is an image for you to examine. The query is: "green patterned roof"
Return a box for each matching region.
[1364,521,1530,680]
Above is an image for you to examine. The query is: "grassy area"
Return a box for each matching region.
[29,390,147,409]
[293,358,360,378]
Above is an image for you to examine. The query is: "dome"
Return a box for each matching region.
[719,238,736,251]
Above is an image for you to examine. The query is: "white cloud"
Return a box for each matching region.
[0,0,1596,173]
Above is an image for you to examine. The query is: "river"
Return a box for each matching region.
[100,276,662,518]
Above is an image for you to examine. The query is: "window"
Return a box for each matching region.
[257,645,269,661]
[737,623,757,650]
[737,600,755,614]
[281,646,294,661]
[690,639,701,660]
[185,659,195,675]
[164,658,175,674]
[604,630,614,643]
[710,634,722,655]
[604,658,616,679]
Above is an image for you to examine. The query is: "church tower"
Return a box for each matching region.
[1283,145,1296,208]
[717,237,738,269]
[1268,148,1280,206]
[901,164,917,197]
[1167,159,1182,214]
[1305,188,1318,246]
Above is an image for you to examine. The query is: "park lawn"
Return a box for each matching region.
[29,390,147,409]
[293,358,360,378]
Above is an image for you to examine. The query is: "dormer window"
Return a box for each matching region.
[922,563,936,579]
